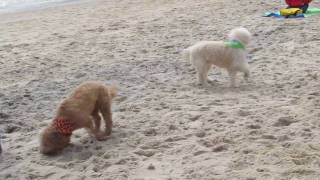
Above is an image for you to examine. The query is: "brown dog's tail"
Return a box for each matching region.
[108,86,118,98]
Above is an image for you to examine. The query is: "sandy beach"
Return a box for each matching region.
[1,0,320,179]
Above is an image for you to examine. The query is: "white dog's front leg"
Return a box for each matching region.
[197,72,209,87]
[244,71,250,82]
[239,63,250,82]
[195,62,211,87]
[228,70,237,87]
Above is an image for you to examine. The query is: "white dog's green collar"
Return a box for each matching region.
[225,40,245,49]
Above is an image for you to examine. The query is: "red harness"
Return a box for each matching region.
[53,117,76,136]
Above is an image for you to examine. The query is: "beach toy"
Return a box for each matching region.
[305,7,320,16]
[264,7,320,18]
[280,8,303,16]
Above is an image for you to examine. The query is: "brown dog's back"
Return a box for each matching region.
[58,81,116,117]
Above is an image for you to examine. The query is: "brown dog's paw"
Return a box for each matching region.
[105,129,112,136]
[95,131,108,141]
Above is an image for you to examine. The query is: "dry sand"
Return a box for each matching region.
[1,0,320,179]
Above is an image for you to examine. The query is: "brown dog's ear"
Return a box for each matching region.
[108,86,118,98]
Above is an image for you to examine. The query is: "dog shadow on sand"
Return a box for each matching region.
[193,79,259,94]
[42,130,125,162]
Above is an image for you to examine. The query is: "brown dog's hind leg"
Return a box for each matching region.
[100,97,113,136]
[91,105,101,132]
[80,114,107,141]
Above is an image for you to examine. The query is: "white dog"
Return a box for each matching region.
[183,27,251,87]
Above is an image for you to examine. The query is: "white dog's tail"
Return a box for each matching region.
[182,48,192,64]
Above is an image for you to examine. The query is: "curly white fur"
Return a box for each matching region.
[183,27,252,87]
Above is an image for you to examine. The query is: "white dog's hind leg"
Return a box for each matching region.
[195,61,210,87]
[206,65,214,83]
[197,71,209,87]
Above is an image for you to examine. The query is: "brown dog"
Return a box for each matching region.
[40,81,117,155]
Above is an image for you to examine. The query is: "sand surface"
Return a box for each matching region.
[1,0,320,179]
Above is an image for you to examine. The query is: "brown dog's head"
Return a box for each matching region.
[40,127,70,155]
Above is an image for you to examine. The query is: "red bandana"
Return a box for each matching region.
[53,117,75,136]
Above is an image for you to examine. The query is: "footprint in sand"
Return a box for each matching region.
[273,116,297,127]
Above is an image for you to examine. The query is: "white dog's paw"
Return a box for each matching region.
[244,76,251,84]
[198,82,210,87]
[230,83,239,88]
[244,74,250,82]
[207,78,215,84]
[244,78,251,83]
[203,84,210,88]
